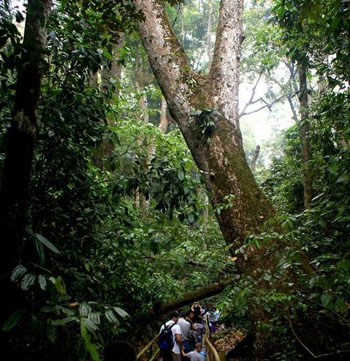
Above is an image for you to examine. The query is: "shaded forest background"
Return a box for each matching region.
[0,0,350,360]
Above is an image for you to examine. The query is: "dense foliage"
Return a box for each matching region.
[1,0,350,360]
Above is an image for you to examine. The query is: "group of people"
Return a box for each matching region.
[102,303,220,361]
[158,303,220,361]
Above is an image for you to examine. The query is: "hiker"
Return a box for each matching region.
[104,341,137,361]
[159,311,183,361]
[191,302,202,322]
[186,310,197,351]
[186,310,196,330]
[181,343,204,361]
[208,307,219,334]
[214,307,220,329]
[177,311,192,359]
[193,316,205,343]
[186,310,197,350]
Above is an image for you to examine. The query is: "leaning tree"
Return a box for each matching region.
[133,0,275,267]
[132,0,312,357]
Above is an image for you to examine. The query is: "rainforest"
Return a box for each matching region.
[1,1,350,360]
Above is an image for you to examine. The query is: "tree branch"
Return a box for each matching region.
[210,0,244,126]
[239,72,263,117]
[133,0,191,124]
[132,0,210,175]
[239,93,289,118]
[266,63,300,121]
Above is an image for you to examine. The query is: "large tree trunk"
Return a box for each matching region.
[0,0,51,349]
[298,62,313,209]
[132,1,286,358]
[134,0,274,256]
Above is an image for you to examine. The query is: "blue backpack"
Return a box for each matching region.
[158,322,176,351]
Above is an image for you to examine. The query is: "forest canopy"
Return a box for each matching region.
[0,0,350,360]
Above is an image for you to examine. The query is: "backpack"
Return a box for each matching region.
[158,322,176,351]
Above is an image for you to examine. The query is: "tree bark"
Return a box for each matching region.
[135,82,150,123]
[251,145,260,173]
[298,62,312,209]
[0,0,51,343]
[153,278,236,315]
[158,96,168,134]
[0,0,51,288]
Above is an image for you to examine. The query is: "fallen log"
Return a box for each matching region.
[153,278,236,314]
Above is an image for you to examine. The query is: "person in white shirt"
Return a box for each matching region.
[178,311,191,340]
[159,311,183,361]
[208,307,219,333]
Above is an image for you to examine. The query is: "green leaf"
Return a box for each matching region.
[105,309,118,323]
[81,322,100,361]
[47,324,56,343]
[79,303,91,317]
[103,50,113,61]
[38,275,47,290]
[11,264,27,282]
[35,233,60,254]
[2,310,26,331]
[321,294,331,307]
[84,317,99,331]
[329,17,340,33]
[276,5,286,20]
[21,274,36,290]
[55,276,66,295]
[318,219,327,229]
[35,238,46,264]
[62,308,75,316]
[51,316,77,326]
[336,173,349,183]
[88,312,101,325]
[113,307,129,319]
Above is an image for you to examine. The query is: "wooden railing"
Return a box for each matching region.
[136,334,159,361]
[204,336,221,361]
[204,315,221,361]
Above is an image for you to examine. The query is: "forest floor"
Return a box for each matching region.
[212,327,246,360]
